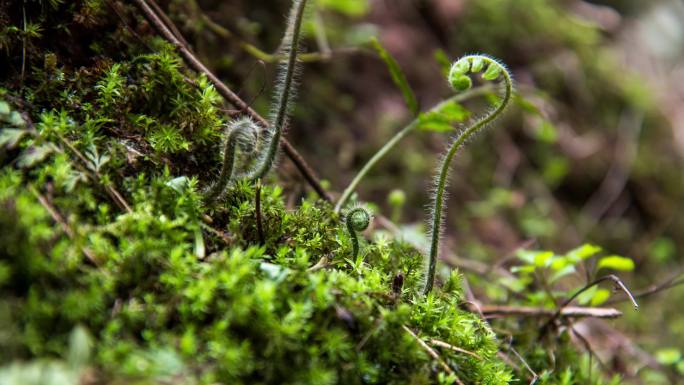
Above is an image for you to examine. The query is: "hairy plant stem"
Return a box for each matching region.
[132,0,331,201]
[334,85,493,214]
[255,179,265,245]
[204,129,238,202]
[422,56,513,295]
[249,0,308,181]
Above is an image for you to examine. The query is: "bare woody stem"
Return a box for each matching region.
[540,274,638,336]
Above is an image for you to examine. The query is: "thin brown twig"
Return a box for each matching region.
[579,111,643,236]
[607,270,684,304]
[541,275,638,336]
[56,135,132,213]
[146,0,191,48]
[198,11,361,64]
[429,339,482,360]
[29,185,100,266]
[355,318,382,351]
[132,0,332,201]
[497,351,520,372]
[501,336,538,385]
[200,223,232,245]
[479,305,622,319]
[508,346,538,385]
[23,112,131,214]
[401,325,463,384]
[307,256,331,272]
[489,238,537,273]
[569,324,606,370]
[105,0,151,50]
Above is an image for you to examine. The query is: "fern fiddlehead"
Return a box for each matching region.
[423,55,513,295]
[247,0,308,181]
[204,117,258,202]
[345,206,372,260]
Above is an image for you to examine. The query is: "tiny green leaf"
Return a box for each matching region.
[318,0,370,17]
[470,57,485,73]
[482,63,502,80]
[597,255,635,271]
[550,265,575,283]
[534,251,555,267]
[433,49,452,77]
[576,285,598,306]
[450,75,472,92]
[516,250,537,265]
[566,244,602,262]
[655,348,682,365]
[370,37,418,116]
[511,265,536,274]
[417,101,470,133]
[453,59,470,75]
[590,288,611,306]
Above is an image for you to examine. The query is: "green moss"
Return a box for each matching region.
[0,1,633,384]
[0,3,516,384]
[0,161,514,384]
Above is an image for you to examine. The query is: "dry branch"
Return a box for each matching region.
[479,305,623,319]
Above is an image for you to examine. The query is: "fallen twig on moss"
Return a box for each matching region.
[541,274,637,336]
[429,339,482,360]
[29,185,100,266]
[478,305,623,319]
[402,325,463,385]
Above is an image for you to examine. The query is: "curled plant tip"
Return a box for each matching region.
[423,54,513,295]
[448,54,507,92]
[248,0,309,181]
[204,117,259,203]
[345,205,372,260]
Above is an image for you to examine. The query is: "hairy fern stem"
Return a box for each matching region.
[248,0,308,181]
[422,55,513,295]
[204,118,258,203]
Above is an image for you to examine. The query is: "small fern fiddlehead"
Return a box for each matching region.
[247,0,308,181]
[204,117,258,202]
[345,206,372,260]
[423,55,513,295]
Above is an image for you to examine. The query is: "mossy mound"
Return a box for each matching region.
[0,2,513,384]
[0,107,511,384]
